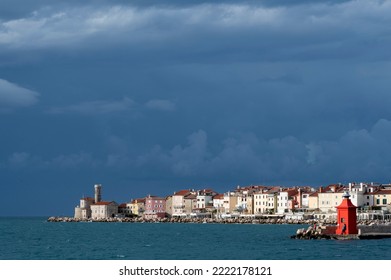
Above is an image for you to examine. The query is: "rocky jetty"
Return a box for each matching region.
[290,225,333,240]
[290,220,391,240]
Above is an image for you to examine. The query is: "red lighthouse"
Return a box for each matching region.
[336,191,358,235]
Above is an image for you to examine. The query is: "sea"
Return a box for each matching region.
[1,217,391,260]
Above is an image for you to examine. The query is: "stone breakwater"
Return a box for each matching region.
[47,216,391,225]
[48,216,323,224]
[291,220,391,240]
[291,225,334,240]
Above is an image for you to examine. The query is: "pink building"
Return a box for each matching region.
[144,195,166,219]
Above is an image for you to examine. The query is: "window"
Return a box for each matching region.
[376,199,380,204]
[383,199,387,205]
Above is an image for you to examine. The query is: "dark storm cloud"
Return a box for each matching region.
[1,0,391,215]
[1,0,390,62]
[5,118,391,183]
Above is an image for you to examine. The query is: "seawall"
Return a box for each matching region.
[47,216,321,224]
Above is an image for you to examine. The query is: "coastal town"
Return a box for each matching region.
[65,182,391,223]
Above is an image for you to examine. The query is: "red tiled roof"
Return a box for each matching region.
[213,194,224,199]
[265,187,281,194]
[118,203,127,208]
[93,201,115,206]
[286,189,298,196]
[184,194,197,199]
[130,198,146,204]
[174,190,191,196]
[373,190,391,195]
[81,197,94,201]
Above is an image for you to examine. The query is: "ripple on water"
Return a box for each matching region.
[2,218,391,260]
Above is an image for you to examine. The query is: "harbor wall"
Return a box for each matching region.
[359,224,391,234]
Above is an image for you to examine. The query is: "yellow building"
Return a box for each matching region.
[253,191,270,214]
[127,198,145,216]
[223,192,238,214]
[372,190,391,207]
[308,192,319,210]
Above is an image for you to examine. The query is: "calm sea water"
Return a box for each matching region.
[1,217,391,260]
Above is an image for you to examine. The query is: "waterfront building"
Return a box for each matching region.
[308,192,319,210]
[143,195,166,219]
[317,184,345,213]
[74,184,105,219]
[90,201,119,219]
[165,196,173,217]
[213,193,224,217]
[265,187,280,214]
[74,197,94,219]
[347,182,377,208]
[118,203,132,217]
[127,198,145,216]
[253,189,270,214]
[223,191,238,214]
[184,193,197,215]
[277,188,298,214]
[171,189,198,216]
[212,193,224,209]
[295,187,316,209]
[372,189,391,207]
[196,189,217,209]
[234,187,257,215]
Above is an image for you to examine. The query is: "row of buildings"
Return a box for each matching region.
[74,182,391,220]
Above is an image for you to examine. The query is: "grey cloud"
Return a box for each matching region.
[170,130,208,176]
[130,119,391,184]
[8,152,32,167]
[7,151,100,169]
[5,118,391,186]
[1,1,391,62]
[47,97,135,115]
[51,152,100,168]
[135,130,208,177]
[47,97,177,115]
[0,78,39,110]
[145,99,175,111]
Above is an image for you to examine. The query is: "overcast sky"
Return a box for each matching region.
[1,0,391,216]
